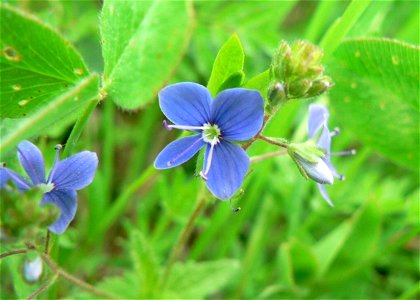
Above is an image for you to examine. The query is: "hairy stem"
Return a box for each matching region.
[40,253,118,299]
[0,249,27,259]
[250,150,288,163]
[63,98,99,158]
[257,135,289,148]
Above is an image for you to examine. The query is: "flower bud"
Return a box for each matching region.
[267,82,286,108]
[24,255,43,283]
[306,76,333,98]
[288,142,333,184]
[287,79,312,99]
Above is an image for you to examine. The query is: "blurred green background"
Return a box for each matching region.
[1,0,419,299]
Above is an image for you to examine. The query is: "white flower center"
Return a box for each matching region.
[37,183,54,193]
[202,123,221,144]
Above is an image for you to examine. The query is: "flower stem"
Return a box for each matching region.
[250,150,288,163]
[40,253,118,299]
[159,184,208,289]
[0,249,27,259]
[257,135,289,148]
[242,114,271,150]
[44,230,51,254]
[27,274,59,300]
[63,98,99,158]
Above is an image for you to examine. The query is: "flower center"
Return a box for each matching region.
[202,123,221,144]
[37,182,55,194]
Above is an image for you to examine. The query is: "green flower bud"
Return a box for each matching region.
[287,79,312,99]
[267,82,286,107]
[306,76,333,98]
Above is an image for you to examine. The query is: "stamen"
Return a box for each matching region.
[0,162,5,167]
[166,137,203,167]
[162,120,206,132]
[330,127,340,137]
[47,144,62,184]
[199,138,218,180]
[331,149,356,156]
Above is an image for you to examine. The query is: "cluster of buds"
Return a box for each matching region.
[267,40,332,110]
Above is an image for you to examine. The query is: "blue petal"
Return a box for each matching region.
[159,82,212,127]
[155,134,204,169]
[317,183,334,207]
[51,151,98,190]
[17,140,46,185]
[0,167,32,190]
[204,141,249,200]
[211,88,264,141]
[41,188,77,234]
[317,125,331,153]
[308,104,329,138]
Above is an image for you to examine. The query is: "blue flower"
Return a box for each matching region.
[154,82,264,200]
[0,140,98,234]
[308,104,354,206]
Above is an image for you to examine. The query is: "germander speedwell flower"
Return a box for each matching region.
[0,140,98,234]
[154,82,264,200]
[307,104,355,206]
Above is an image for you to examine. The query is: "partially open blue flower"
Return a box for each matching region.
[0,140,98,234]
[154,82,264,200]
[308,104,355,206]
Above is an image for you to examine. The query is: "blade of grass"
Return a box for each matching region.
[319,0,371,58]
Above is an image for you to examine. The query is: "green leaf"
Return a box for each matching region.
[329,38,420,169]
[129,230,159,298]
[0,4,89,118]
[278,238,319,287]
[207,34,245,96]
[0,73,99,154]
[314,199,382,283]
[243,70,270,100]
[164,259,240,298]
[101,0,194,109]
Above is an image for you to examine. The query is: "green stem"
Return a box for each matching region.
[257,135,289,148]
[63,98,99,158]
[159,185,208,289]
[319,0,371,58]
[250,150,288,163]
[0,249,27,259]
[27,274,59,300]
[96,164,158,235]
[101,98,115,205]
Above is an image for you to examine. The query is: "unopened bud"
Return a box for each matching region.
[267,82,286,107]
[306,77,333,98]
[287,79,312,99]
[294,154,334,184]
[24,255,43,283]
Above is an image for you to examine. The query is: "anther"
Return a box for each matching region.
[330,127,340,137]
[54,144,63,151]
[163,120,172,131]
[331,149,356,156]
[0,162,5,168]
